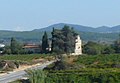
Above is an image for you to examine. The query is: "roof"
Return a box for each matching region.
[23,44,40,49]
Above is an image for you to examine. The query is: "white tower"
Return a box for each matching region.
[74,35,82,55]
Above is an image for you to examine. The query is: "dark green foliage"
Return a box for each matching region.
[102,46,115,54]
[83,41,116,55]
[10,37,24,54]
[42,31,49,53]
[51,25,77,54]
[4,45,11,54]
[83,41,103,55]
[44,60,70,70]
[0,30,119,44]
[113,40,120,53]
[11,37,17,54]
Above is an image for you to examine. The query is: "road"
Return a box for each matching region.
[0,61,54,83]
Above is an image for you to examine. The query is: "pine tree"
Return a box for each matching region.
[42,31,49,53]
[51,25,77,54]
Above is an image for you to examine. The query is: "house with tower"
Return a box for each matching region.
[71,35,82,55]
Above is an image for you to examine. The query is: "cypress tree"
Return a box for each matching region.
[10,37,18,54]
[51,27,55,52]
[42,31,49,53]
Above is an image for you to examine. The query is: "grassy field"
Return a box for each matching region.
[0,54,54,62]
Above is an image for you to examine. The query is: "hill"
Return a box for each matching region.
[33,23,94,32]
[0,23,120,44]
[33,23,120,33]
[0,30,119,44]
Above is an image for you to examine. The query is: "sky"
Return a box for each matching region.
[0,0,120,31]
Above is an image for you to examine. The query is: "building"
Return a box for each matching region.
[0,44,5,54]
[71,35,82,55]
[23,44,41,54]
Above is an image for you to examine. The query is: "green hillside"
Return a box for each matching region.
[0,30,119,43]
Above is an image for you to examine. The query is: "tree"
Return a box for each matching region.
[113,40,120,53]
[83,41,103,55]
[51,25,77,54]
[62,25,76,53]
[10,37,23,54]
[42,31,49,53]
[102,46,115,54]
[51,27,55,52]
[11,37,18,54]
[4,45,11,54]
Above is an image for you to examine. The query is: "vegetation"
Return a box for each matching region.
[0,54,54,72]
[3,37,25,55]
[83,41,118,55]
[10,37,24,54]
[113,40,120,53]
[42,31,49,53]
[22,68,120,83]
[51,26,78,54]
[76,54,120,68]
[0,28,119,44]
[46,69,120,83]
[0,54,53,63]
[2,25,120,83]
[44,54,120,70]
[35,54,120,83]
[83,41,103,55]
[26,70,47,83]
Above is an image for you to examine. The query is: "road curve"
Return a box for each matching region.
[0,61,54,83]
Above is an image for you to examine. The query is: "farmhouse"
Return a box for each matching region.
[23,44,41,54]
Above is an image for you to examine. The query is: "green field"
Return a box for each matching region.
[10,54,120,83]
[76,54,120,68]
[0,54,54,66]
[0,54,51,61]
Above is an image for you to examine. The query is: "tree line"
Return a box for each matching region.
[2,25,120,55]
[83,40,120,55]
[42,25,120,55]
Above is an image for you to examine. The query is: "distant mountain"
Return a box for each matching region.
[33,23,94,32]
[0,23,120,44]
[0,30,119,44]
[33,23,120,33]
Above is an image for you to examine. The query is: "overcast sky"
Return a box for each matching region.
[0,0,120,31]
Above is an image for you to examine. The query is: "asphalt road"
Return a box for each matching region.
[0,61,54,83]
